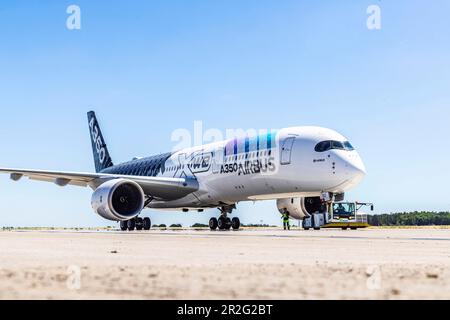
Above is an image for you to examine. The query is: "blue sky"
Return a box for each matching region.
[0,1,449,227]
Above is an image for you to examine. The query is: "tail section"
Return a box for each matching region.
[87,111,114,172]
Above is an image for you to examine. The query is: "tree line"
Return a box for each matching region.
[368,211,450,226]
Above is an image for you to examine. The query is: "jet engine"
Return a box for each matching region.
[91,179,145,221]
[277,197,326,220]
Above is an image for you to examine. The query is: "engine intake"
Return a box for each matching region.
[91,179,145,221]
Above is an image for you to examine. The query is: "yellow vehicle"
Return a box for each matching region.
[323,202,374,230]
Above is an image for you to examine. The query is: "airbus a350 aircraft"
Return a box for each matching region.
[0,112,366,231]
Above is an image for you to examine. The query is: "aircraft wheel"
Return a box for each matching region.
[342,227,348,230]
[127,219,136,231]
[350,227,357,230]
[120,221,128,231]
[231,217,241,230]
[218,216,227,230]
[304,228,310,231]
[136,217,143,231]
[224,217,232,230]
[209,218,218,230]
[143,217,151,230]
[314,228,321,231]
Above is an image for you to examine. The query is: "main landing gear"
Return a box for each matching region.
[120,217,151,231]
[209,206,240,231]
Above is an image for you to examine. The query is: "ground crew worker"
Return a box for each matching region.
[282,211,290,230]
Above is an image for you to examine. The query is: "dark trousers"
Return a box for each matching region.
[283,221,290,230]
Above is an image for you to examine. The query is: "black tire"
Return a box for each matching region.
[120,221,128,231]
[136,218,143,231]
[209,217,218,230]
[127,219,136,231]
[304,228,310,231]
[143,217,151,230]
[314,228,321,231]
[218,216,227,230]
[350,227,357,230]
[225,217,232,230]
[342,227,348,230]
[231,217,241,230]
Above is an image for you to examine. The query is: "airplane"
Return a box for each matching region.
[0,111,366,231]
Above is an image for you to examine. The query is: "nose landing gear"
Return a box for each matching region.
[209,206,240,231]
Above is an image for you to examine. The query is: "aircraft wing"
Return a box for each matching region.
[0,168,199,200]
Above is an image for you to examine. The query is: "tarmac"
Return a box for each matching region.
[0,228,449,299]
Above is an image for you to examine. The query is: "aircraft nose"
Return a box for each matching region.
[344,154,366,183]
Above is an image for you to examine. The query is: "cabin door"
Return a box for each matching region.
[280,137,295,165]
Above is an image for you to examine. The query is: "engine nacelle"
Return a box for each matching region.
[91,179,145,221]
[277,197,326,220]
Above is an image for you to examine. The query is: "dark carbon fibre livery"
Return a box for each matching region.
[87,111,114,172]
[100,153,173,177]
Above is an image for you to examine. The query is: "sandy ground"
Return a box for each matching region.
[0,228,449,300]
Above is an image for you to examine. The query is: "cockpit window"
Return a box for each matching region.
[314,141,331,152]
[331,141,345,150]
[343,141,354,151]
[315,140,354,152]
